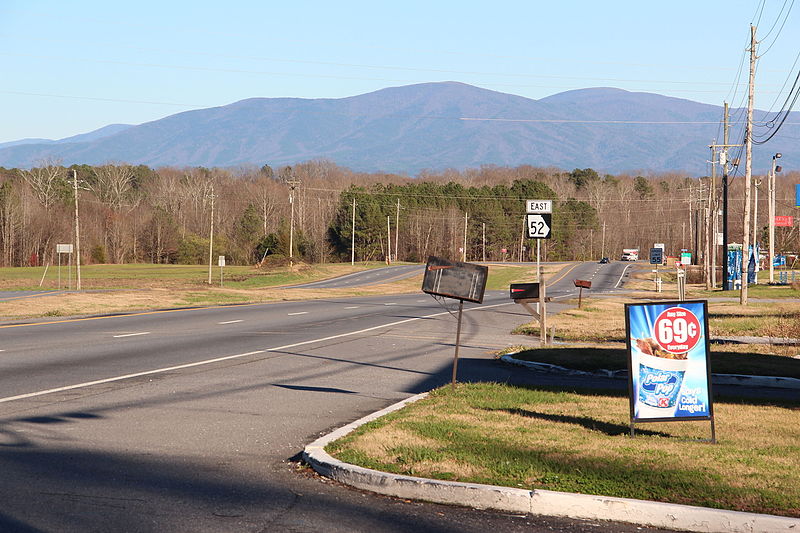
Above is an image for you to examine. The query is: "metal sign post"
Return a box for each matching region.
[56,244,73,290]
[421,256,489,387]
[218,256,225,286]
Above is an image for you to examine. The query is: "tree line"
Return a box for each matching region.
[0,159,797,268]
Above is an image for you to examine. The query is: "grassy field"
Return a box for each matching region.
[0,262,560,320]
[327,383,799,517]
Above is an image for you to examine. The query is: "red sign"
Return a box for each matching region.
[573,279,592,289]
[654,307,701,354]
[775,216,794,227]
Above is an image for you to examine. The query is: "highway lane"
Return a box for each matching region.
[0,261,611,401]
[0,262,664,532]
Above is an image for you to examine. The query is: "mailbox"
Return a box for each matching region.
[509,282,540,300]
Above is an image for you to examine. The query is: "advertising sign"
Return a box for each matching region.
[774,215,794,227]
[625,301,713,426]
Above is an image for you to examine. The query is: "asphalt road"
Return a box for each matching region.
[0,261,670,533]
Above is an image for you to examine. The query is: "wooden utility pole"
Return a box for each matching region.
[72,169,82,291]
[721,103,730,290]
[287,177,299,268]
[482,222,486,262]
[601,221,606,258]
[207,185,214,285]
[463,212,468,262]
[394,198,400,262]
[741,24,756,306]
[386,215,391,264]
[351,197,356,266]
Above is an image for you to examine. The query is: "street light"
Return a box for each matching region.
[768,153,783,284]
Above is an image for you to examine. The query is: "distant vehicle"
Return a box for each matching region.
[621,248,639,261]
[599,257,610,264]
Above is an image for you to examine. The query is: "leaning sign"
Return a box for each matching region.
[625,300,715,442]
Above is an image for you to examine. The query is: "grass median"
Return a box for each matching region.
[326,382,800,517]
[326,270,800,517]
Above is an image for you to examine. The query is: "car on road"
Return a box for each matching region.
[599,257,610,264]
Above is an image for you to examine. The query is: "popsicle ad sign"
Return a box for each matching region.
[625,300,715,441]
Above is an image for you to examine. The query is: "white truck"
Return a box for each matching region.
[621,248,639,261]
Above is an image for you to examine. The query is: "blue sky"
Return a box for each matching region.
[1,1,798,143]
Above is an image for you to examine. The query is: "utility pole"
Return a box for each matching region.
[351,197,356,266]
[72,169,82,291]
[601,221,606,259]
[741,24,757,306]
[287,177,299,268]
[386,215,391,264]
[394,198,400,262]
[463,212,468,262]
[709,147,717,289]
[482,222,486,262]
[769,153,782,283]
[207,185,214,285]
[705,172,713,290]
[713,103,743,290]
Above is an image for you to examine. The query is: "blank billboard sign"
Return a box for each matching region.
[421,256,488,303]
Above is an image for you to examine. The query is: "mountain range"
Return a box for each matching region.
[1,82,796,175]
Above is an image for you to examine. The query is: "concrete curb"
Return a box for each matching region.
[303,394,799,533]
[500,355,800,390]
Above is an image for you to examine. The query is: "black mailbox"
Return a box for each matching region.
[509,282,540,300]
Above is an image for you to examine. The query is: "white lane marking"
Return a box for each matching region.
[416,299,426,302]
[0,301,513,405]
[384,303,397,306]
[218,320,243,325]
[344,306,360,309]
[0,350,267,404]
[288,311,308,316]
[113,332,150,338]
[615,264,633,288]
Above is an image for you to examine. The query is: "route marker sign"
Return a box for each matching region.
[526,213,552,239]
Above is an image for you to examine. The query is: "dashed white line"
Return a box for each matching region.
[0,301,514,405]
[113,332,150,338]
[288,312,308,316]
[344,306,360,309]
[218,320,243,325]
[384,303,397,306]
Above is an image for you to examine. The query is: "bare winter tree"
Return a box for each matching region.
[17,158,66,210]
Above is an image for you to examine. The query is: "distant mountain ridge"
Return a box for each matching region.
[0,83,796,174]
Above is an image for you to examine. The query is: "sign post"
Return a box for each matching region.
[422,256,489,387]
[218,256,225,286]
[650,247,664,292]
[625,300,715,443]
[56,244,73,290]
